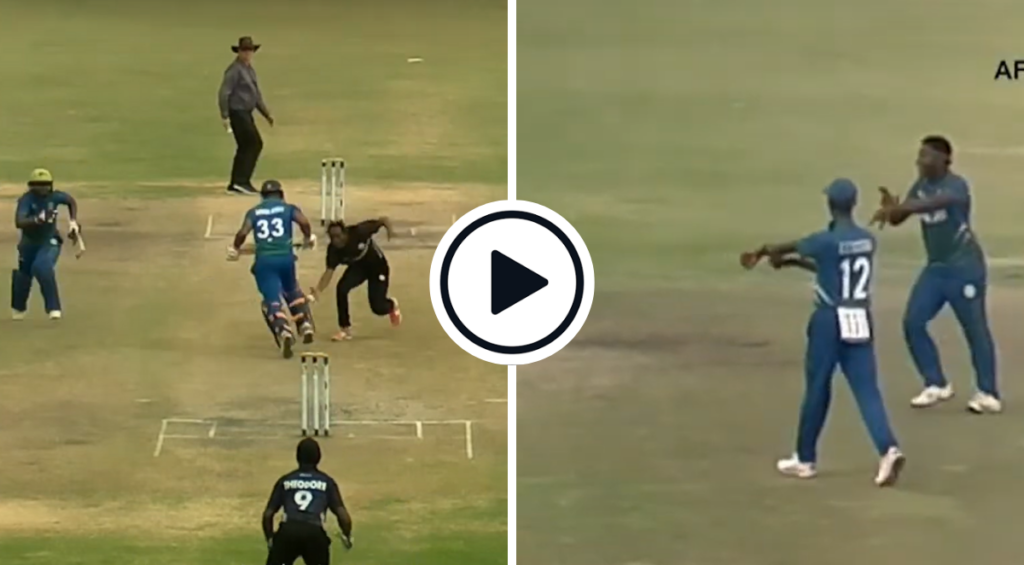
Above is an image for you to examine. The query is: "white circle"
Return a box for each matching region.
[964,284,977,299]
[429,200,595,366]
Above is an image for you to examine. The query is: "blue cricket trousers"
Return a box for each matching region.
[796,308,899,463]
[903,264,998,396]
[251,254,300,304]
[11,243,62,313]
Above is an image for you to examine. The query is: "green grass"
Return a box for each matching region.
[0,0,506,187]
[518,1,1024,564]
[0,1,506,563]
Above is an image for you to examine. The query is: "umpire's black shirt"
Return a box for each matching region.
[326,220,387,270]
[264,467,346,532]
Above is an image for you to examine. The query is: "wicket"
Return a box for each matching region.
[320,158,345,226]
[300,353,331,436]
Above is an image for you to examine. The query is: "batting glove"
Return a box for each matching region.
[304,234,318,250]
[68,220,81,235]
[226,246,240,261]
[339,533,354,550]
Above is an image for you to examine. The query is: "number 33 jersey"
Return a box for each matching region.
[266,469,346,527]
[244,198,302,258]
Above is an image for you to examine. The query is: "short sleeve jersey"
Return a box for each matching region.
[906,173,985,274]
[264,468,345,527]
[325,220,386,270]
[16,190,72,246]
[245,198,300,257]
[797,221,876,310]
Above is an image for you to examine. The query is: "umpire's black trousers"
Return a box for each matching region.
[228,109,263,188]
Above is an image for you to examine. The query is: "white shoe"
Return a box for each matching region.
[11,310,26,321]
[966,392,1002,414]
[910,385,953,408]
[874,447,906,487]
[48,310,62,320]
[776,454,817,479]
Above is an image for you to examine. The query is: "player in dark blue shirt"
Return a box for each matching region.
[263,438,353,565]
[227,180,315,358]
[741,178,904,486]
[11,168,80,320]
[872,136,1000,414]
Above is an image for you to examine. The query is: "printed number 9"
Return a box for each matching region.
[840,256,871,301]
[255,218,286,240]
[294,490,314,511]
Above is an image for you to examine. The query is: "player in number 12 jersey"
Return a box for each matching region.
[740,178,904,487]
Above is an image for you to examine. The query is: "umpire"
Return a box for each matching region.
[263,438,353,565]
[219,36,274,195]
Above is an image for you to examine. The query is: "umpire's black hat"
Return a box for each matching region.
[232,36,261,53]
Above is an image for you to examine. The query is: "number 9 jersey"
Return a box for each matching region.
[245,199,302,258]
[267,468,346,527]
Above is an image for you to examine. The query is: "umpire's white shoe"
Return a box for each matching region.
[874,447,906,487]
[776,455,817,479]
[910,385,954,408]
[11,309,26,321]
[966,392,1002,414]
[48,310,62,320]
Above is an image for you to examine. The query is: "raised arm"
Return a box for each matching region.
[14,197,38,230]
[355,217,393,241]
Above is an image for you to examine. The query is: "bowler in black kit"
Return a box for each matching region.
[263,438,353,565]
[309,217,403,341]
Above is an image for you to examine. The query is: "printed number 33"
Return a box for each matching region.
[256,218,285,239]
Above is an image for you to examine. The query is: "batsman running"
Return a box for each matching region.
[740,178,904,486]
[870,135,1000,414]
[228,179,316,358]
[11,168,82,320]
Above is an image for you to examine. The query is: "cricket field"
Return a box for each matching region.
[519,1,1024,564]
[0,1,507,563]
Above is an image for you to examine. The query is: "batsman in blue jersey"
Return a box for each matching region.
[872,136,1000,414]
[11,168,81,321]
[741,178,905,486]
[228,180,316,359]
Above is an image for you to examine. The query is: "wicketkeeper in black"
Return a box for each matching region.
[309,218,402,341]
[263,438,353,565]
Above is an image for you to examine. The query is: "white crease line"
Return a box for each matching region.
[153,419,168,458]
[465,420,474,460]
[484,398,507,403]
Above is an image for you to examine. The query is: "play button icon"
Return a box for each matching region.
[491,251,548,315]
[430,200,595,366]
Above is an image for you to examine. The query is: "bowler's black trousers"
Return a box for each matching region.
[336,260,394,328]
[228,109,263,187]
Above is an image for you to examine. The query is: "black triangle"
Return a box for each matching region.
[491,250,549,315]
